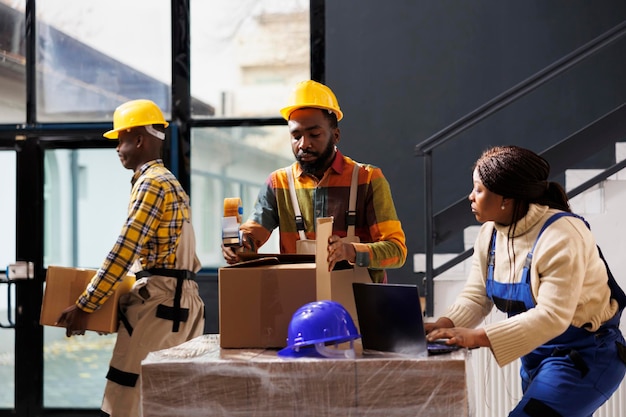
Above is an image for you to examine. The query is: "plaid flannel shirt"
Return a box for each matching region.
[77,160,190,312]
[241,150,407,282]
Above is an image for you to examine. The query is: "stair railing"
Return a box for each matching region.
[415,21,626,316]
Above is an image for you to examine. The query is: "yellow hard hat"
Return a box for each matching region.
[103,99,169,139]
[280,80,343,121]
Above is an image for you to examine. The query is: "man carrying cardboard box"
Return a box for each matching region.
[56,99,205,417]
[222,80,407,283]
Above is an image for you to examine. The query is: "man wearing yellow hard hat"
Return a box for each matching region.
[222,80,407,283]
[56,99,205,417]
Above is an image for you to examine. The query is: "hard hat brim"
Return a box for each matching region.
[280,105,343,122]
[102,121,169,140]
[103,129,119,139]
[277,345,322,358]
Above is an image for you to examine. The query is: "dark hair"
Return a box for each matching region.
[476,146,571,284]
[474,145,570,215]
[321,109,339,129]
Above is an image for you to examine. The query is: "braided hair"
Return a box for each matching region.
[475,145,570,221]
[475,146,570,283]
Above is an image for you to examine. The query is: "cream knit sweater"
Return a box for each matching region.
[443,204,619,367]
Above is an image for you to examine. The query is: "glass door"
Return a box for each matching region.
[42,146,130,409]
[0,150,16,409]
[6,133,123,417]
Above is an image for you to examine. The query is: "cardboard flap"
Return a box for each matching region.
[236,253,315,264]
[315,217,372,329]
[226,257,280,268]
[315,217,334,300]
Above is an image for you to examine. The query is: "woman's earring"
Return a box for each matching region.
[501,205,505,210]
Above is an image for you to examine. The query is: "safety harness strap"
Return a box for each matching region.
[135,268,196,332]
[284,167,308,241]
[118,304,133,336]
[106,365,139,387]
[284,163,360,240]
[346,163,360,239]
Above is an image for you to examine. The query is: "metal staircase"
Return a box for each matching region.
[414,20,626,316]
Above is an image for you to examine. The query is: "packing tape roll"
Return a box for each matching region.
[224,198,243,223]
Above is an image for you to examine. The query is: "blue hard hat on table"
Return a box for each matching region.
[278,300,360,359]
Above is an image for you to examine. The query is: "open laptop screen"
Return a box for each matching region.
[352,282,429,356]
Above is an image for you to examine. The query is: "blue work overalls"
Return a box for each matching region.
[486,213,626,417]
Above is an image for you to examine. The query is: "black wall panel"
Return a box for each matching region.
[325,0,626,283]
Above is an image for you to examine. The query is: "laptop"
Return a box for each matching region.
[352,282,460,356]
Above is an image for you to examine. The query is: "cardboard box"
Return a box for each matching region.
[40,266,135,333]
[219,263,317,348]
[218,217,372,349]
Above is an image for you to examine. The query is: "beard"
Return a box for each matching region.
[296,140,336,175]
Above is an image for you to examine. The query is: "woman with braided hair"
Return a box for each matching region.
[425,145,626,417]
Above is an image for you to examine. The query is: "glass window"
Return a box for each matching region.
[190,0,310,118]
[35,0,171,123]
[0,151,16,408]
[43,147,131,408]
[0,2,26,123]
[44,149,130,268]
[191,126,294,267]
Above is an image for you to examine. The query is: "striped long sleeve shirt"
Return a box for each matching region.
[241,150,407,282]
[77,160,191,313]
